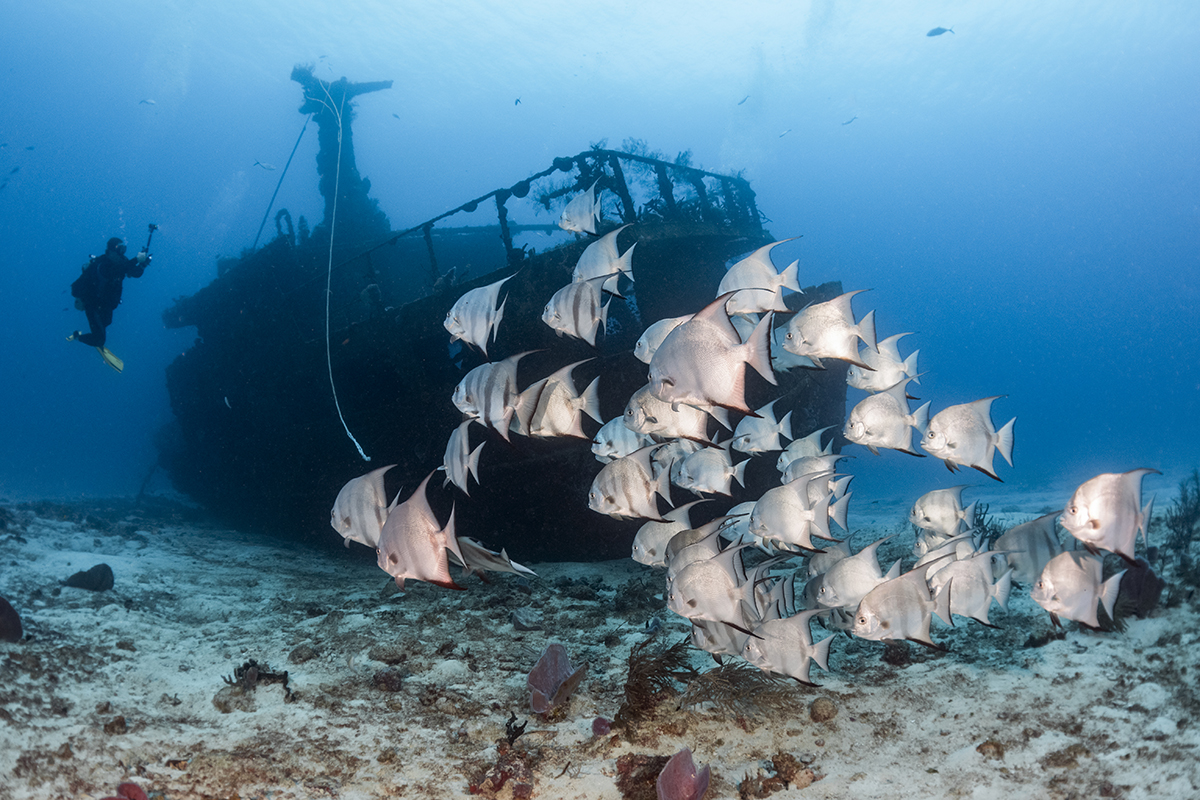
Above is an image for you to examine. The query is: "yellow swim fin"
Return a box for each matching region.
[96,346,124,373]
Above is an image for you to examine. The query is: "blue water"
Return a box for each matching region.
[1,1,1196,507]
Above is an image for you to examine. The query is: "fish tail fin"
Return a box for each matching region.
[491,297,507,345]
[829,491,852,532]
[732,459,748,489]
[654,465,673,502]
[442,504,465,566]
[933,577,954,626]
[468,442,485,482]
[618,241,637,277]
[912,401,932,433]
[745,311,777,385]
[962,500,978,529]
[995,417,1016,466]
[812,634,833,672]
[581,376,603,423]
[992,568,1014,610]
[1099,570,1125,622]
[768,287,790,312]
[780,259,802,293]
[857,309,878,352]
[777,409,793,442]
[1139,496,1154,546]
[904,350,921,382]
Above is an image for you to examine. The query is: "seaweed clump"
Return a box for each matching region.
[613,638,699,732]
[680,661,804,724]
[1163,469,1200,574]
[222,659,295,701]
[973,502,1009,547]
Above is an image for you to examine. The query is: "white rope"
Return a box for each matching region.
[321,87,370,461]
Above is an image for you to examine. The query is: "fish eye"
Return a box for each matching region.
[857,616,866,625]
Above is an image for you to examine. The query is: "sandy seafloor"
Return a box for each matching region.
[1,476,1198,800]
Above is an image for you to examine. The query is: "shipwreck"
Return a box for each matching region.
[158,68,848,561]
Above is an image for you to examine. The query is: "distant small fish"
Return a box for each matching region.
[852,560,953,649]
[392,113,401,119]
[441,419,483,496]
[452,351,530,441]
[846,332,919,393]
[376,472,465,591]
[634,314,691,364]
[1060,468,1159,562]
[559,179,601,235]
[631,501,705,567]
[527,360,602,439]
[1032,550,1123,628]
[588,445,671,521]
[812,535,900,611]
[929,553,1013,626]
[224,396,232,409]
[781,289,878,369]
[732,398,793,455]
[254,160,276,171]
[994,511,1064,584]
[572,223,635,291]
[24,146,34,151]
[445,273,515,357]
[737,95,750,105]
[543,278,610,346]
[844,377,930,456]
[743,609,832,686]
[514,97,521,105]
[921,397,1016,481]
[842,116,857,125]
[453,536,536,581]
[777,426,834,473]
[0,142,8,148]
[330,463,398,550]
[927,26,954,36]
[779,129,792,138]
[8,166,18,175]
[592,416,651,463]
[910,485,975,538]
[624,383,713,443]
[139,98,156,105]
[674,446,746,497]
[648,293,776,416]
[718,238,802,317]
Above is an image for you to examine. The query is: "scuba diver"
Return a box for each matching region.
[67,225,155,372]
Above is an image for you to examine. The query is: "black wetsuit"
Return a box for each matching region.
[71,249,146,347]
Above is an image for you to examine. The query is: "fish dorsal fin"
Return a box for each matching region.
[692,292,743,344]
[881,377,916,408]
[544,358,593,394]
[664,498,710,528]
[876,332,912,363]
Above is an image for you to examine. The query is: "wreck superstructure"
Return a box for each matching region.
[159,76,848,561]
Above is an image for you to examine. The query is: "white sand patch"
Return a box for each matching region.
[0,491,1197,800]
